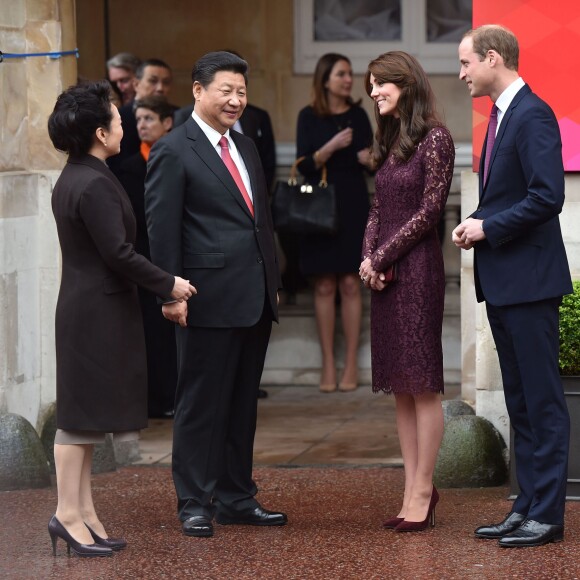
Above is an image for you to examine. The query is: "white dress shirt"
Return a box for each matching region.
[494,77,525,135]
[191,110,253,201]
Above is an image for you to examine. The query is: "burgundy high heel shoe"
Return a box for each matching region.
[48,516,113,557]
[395,486,439,532]
[382,516,404,529]
[86,524,127,551]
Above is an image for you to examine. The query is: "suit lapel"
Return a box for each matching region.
[186,120,254,220]
[480,84,531,200]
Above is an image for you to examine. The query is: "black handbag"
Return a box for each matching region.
[271,156,338,235]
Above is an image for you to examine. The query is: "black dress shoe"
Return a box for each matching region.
[182,516,213,537]
[258,389,268,399]
[474,512,526,539]
[499,519,564,548]
[216,506,287,526]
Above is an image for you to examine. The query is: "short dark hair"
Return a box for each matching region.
[136,58,172,80]
[48,80,113,156]
[134,95,174,121]
[191,51,248,87]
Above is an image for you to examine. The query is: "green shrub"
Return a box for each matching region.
[560,280,580,375]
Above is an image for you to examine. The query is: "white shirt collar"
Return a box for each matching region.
[495,77,525,118]
[191,110,231,148]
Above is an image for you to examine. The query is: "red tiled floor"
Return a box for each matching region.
[1,466,579,579]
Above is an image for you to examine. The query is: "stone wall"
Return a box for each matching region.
[74,0,473,145]
[0,0,75,429]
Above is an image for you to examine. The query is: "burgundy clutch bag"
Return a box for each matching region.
[383,263,398,283]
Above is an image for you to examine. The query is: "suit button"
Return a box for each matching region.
[476,207,482,212]
[255,226,260,233]
[257,257,263,264]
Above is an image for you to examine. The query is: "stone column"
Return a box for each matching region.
[460,170,580,448]
[459,171,508,442]
[0,0,76,429]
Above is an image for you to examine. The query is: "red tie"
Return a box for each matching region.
[483,104,498,186]
[218,136,254,217]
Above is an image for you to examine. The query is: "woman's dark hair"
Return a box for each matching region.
[191,51,248,87]
[311,53,360,117]
[365,51,442,166]
[48,80,114,156]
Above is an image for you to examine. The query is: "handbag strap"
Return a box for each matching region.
[289,156,328,188]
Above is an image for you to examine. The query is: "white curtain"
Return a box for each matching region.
[314,0,402,41]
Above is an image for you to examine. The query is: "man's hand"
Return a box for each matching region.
[452,218,486,250]
[171,276,197,302]
[162,301,188,327]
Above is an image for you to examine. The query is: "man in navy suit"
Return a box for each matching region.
[453,25,572,547]
[145,51,286,538]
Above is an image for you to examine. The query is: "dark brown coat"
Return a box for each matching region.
[51,154,174,432]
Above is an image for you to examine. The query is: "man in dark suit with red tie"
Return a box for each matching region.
[144,51,286,538]
[454,24,572,548]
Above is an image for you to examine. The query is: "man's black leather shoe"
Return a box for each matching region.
[258,389,268,399]
[499,519,564,547]
[182,515,214,537]
[474,512,526,538]
[216,506,288,526]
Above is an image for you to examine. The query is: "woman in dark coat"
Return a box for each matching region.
[47,81,195,557]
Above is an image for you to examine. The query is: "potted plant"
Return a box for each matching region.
[559,280,580,378]
[559,279,580,499]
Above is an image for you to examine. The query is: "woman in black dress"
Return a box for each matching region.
[47,81,195,557]
[296,53,373,392]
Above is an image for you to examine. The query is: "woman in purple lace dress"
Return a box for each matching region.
[359,52,455,532]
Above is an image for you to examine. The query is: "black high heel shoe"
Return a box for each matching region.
[86,524,127,551]
[395,486,440,533]
[48,516,113,557]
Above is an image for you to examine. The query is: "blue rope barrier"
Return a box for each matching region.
[0,49,79,63]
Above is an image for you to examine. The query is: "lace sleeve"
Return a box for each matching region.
[362,193,380,260]
[371,127,455,272]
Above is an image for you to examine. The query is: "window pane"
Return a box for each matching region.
[314,0,402,41]
[427,0,472,43]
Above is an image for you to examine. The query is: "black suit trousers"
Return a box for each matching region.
[172,306,272,521]
[486,298,570,524]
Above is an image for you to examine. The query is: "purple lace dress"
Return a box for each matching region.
[362,127,455,394]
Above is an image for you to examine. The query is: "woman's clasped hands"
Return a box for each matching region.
[359,258,388,291]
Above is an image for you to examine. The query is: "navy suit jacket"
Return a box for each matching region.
[471,84,572,305]
[144,118,280,328]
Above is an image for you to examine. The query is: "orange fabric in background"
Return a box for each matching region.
[140,141,152,162]
[472,0,580,171]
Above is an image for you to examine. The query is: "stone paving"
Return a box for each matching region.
[1,386,579,579]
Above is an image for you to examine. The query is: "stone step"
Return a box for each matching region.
[262,286,461,387]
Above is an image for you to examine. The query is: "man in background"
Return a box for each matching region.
[109,58,176,175]
[117,96,177,419]
[106,52,141,106]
